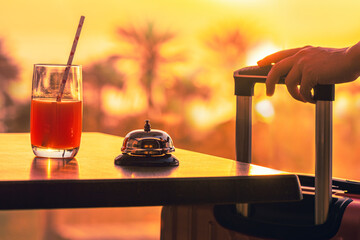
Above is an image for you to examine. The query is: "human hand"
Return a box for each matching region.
[257,44,360,103]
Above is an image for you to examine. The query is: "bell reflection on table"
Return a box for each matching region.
[115,166,177,178]
[30,158,79,179]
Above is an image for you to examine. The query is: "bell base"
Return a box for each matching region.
[114,153,179,167]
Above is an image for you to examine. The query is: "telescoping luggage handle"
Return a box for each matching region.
[234,65,335,225]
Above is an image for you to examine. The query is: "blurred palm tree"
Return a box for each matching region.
[117,22,184,113]
[164,73,211,114]
[0,39,20,132]
[204,25,250,70]
[83,56,125,132]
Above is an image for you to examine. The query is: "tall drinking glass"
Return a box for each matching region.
[31,64,83,158]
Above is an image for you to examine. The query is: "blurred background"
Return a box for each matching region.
[1,0,360,239]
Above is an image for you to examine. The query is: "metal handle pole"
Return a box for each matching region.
[236,96,252,163]
[315,100,333,225]
[235,96,252,217]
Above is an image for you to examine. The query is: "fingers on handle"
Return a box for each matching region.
[300,73,316,103]
[266,58,293,96]
[284,64,305,102]
[258,47,304,67]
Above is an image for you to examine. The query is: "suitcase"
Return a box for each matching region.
[161,65,360,240]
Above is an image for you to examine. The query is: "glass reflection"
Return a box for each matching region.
[30,157,79,180]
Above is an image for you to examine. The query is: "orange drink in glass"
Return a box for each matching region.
[30,64,82,158]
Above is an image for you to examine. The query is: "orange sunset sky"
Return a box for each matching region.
[1,0,360,103]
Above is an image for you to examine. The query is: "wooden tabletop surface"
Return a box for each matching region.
[0,133,302,210]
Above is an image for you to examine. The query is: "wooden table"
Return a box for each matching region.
[0,133,302,210]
